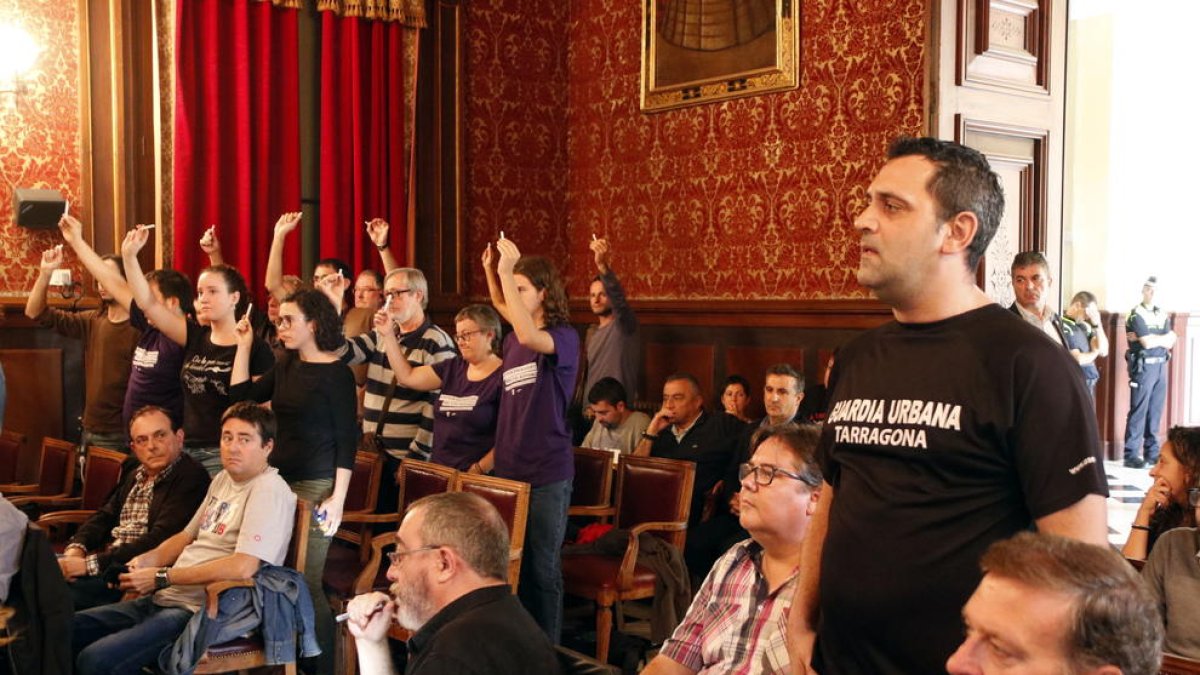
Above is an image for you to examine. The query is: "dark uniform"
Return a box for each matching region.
[1124,302,1173,466]
[1061,314,1100,399]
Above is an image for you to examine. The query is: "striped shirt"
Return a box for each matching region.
[342,318,456,459]
[660,539,795,674]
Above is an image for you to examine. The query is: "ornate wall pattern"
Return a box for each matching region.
[0,0,85,297]
[462,0,926,301]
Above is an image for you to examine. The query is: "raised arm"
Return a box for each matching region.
[199,225,224,267]
[229,310,257,388]
[123,226,187,345]
[789,480,833,675]
[496,238,556,354]
[371,309,444,391]
[482,243,511,323]
[24,245,62,319]
[58,214,133,310]
[592,237,637,333]
[365,218,399,274]
[265,212,302,302]
[1085,305,1109,359]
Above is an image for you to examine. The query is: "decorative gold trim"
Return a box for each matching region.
[641,0,800,112]
[315,0,428,27]
[250,0,305,9]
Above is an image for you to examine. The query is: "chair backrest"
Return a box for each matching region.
[38,437,76,497]
[452,472,530,588]
[287,499,313,572]
[397,459,456,514]
[334,450,384,549]
[571,447,614,509]
[79,447,127,510]
[613,455,695,550]
[1161,654,1200,674]
[0,430,26,484]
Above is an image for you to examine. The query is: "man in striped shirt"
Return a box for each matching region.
[644,424,823,675]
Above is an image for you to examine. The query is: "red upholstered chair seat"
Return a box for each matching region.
[560,554,657,595]
[200,636,262,658]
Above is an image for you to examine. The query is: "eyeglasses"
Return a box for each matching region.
[384,289,415,301]
[132,429,171,447]
[738,462,814,488]
[275,315,304,329]
[386,545,442,567]
[1188,488,1200,508]
[454,330,484,343]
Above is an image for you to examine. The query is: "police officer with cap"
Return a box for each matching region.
[1123,275,1177,468]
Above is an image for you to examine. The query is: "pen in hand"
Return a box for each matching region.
[335,599,388,624]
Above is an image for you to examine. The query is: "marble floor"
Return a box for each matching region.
[1105,459,1154,548]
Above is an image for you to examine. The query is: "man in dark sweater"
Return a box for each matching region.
[57,405,210,610]
[345,492,558,674]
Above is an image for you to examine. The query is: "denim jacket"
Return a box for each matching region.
[158,565,320,674]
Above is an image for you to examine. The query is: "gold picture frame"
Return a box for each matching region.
[641,0,800,113]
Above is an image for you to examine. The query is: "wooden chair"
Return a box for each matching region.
[561,455,695,663]
[0,437,76,504]
[192,499,313,674]
[0,430,28,484]
[452,472,531,589]
[1161,654,1200,674]
[323,449,389,599]
[33,447,128,548]
[340,532,407,675]
[570,447,616,521]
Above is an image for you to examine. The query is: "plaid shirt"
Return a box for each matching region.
[83,458,179,575]
[660,539,795,674]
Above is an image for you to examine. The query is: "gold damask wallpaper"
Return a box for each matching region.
[464,0,926,301]
[0,0,85,297]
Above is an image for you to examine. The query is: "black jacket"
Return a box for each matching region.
[69,453,210,574]
[3,526,72,675]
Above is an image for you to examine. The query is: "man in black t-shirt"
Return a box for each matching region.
[788,137,1110,675]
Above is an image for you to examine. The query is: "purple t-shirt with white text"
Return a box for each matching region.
[429,357,502,471]
[123,300,185,428]
[493,325,578,487]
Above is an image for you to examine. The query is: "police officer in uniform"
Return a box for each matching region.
[1061,290,1109,401]
[1123,276,1177,468]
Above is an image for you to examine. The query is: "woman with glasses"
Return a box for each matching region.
[229,288,357,674]
[373,304,504,472]
[1123,426,1200,561]
[481,237,579,643]
[1143,426,1200,659]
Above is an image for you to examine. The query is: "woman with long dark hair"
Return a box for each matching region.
[483,238,578,642]
[1123,426,1200,560]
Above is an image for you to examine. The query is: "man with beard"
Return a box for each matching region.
[581,377,651,456]
[583,236,640,399]
[345,492,559,674]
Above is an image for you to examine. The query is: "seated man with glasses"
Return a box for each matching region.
[643,423,823,675]
[58,405,210,610]
[344,492,559,674]
[1144,477,1200,660]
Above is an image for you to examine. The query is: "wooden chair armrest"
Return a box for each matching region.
[0,483,40,495]
[567,505,616,518]
[617,521,687,591]
[9,495,80,509]
[338,513,402,524]
[36,509,98,526]
[203,579,256,619]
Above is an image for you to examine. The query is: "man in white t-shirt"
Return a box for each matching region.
[72,401,296,675]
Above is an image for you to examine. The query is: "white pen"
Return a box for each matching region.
[335,599,387,624]
[63,199,70,217]
[499,230,505,240]
[592,233,597,241]
[383,294,393,311]
[140,224,156,231]
[245,303,253,320]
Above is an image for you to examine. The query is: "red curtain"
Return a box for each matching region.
[318,12,412,272]
[174,0,302,303]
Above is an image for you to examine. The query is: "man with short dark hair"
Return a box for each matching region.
[581,376,650,456]
[636,373,745,527]
[58,406,210,610]
[583,236,640,399]
[345,492,559,674]
[72,402,296,675]
[645,424,823,675]
[1122,276,1176,468]
[1009,251,1069,348]
[947,532,1161,675]
[789,137,1109,675]
[1062,290,1109,400]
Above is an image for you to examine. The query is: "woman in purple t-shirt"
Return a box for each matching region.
[483,237,579,643]
[374,304,504,472]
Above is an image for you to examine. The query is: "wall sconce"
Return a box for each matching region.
[0,23,39,97]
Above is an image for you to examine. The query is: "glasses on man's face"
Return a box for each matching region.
[738,462,811,488]
[1188,487,1200,508]
[386,545,442,567]
[132,429,171,448]
[384,289,414,301]
[454,330,483,344]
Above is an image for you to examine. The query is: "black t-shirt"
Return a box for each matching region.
[229,351,358,482]
[814,304,1108,674]
[181,321,274,447]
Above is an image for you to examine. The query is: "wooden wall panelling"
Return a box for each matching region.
[0,348,65,482]
[641,342,715,407]
[724,346,807,420]
[958,0,1051,94]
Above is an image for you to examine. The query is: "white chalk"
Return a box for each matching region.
[140,224,156,231]
[63,199,70,217]
[499,230,505,240]
[592,233,597,241]
[245,303,253,320]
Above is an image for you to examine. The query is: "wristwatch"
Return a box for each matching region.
[155,567,172,590]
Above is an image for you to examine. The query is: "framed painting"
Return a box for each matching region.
[641,0,801,113]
